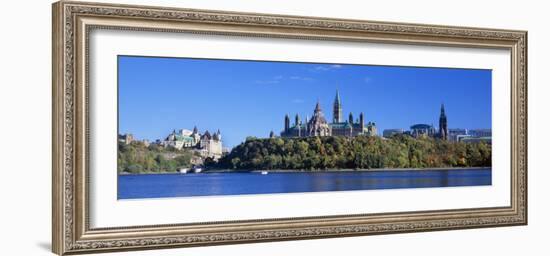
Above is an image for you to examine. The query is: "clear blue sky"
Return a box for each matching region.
[118,56,492,148]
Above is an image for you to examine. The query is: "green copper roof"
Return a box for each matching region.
[174,135,195,142]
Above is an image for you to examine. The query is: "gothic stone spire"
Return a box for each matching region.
[439,103,448,140]
[333,89,342,123]
[315,99,322,113]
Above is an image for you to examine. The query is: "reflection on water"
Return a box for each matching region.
[118,168,491,199]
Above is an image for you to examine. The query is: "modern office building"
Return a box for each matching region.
[383,129,404,138]
[469,129,492,138]
[448,128,468,142]
[410,124,437,138]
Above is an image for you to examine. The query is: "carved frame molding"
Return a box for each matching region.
[52,1,527,255]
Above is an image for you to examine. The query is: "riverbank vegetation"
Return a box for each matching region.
[117,141,194,174]
[211,135,491,170]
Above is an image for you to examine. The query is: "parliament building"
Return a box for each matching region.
[280,91,377,138]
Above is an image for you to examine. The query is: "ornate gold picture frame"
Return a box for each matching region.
[52,1,527,255]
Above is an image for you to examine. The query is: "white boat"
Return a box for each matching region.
[261,171,269,175]
[193,167,203,173]
[178,168,189,174]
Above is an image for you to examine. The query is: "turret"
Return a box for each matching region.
[315,100,322,113]
[359,112,365,130]
[295,114,300,127]
[284,114,290,132]
[348,112,354,124]
[202,130,211,140]
[216,129,222,141]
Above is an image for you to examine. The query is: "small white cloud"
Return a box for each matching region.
[254,79,280,84]
[311,64,344,72]
[364,77,372,83]
[290,76,314,81]
[292,99,304,104]
[254,75,284,84]
[314,66,330,71]
[256,75,314,84]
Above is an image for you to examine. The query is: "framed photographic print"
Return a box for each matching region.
[52,1,527,255]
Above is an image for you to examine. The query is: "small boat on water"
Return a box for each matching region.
[180,166,204,174]
[261,171,269,175]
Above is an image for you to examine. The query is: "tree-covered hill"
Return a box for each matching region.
[212,135,491,170]
[118,141,195,174]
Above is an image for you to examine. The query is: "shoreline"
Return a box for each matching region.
[118,166,491,175]
[220,166,491,173]
[119,171,180,175]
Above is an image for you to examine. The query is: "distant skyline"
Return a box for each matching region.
[118,55,492,148]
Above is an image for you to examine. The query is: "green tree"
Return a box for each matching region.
[210,135,491,171]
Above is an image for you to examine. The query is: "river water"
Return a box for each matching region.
[118,168,491,199]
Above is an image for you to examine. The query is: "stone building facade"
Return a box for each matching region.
[199,130,223,159]
[162,126,201,150]
[281,91,377,138]
[162,127,223,159]
[118,133,134,145]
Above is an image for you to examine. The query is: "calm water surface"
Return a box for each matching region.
[118,168,491,199]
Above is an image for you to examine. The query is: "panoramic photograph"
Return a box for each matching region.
[117,56,492,199]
